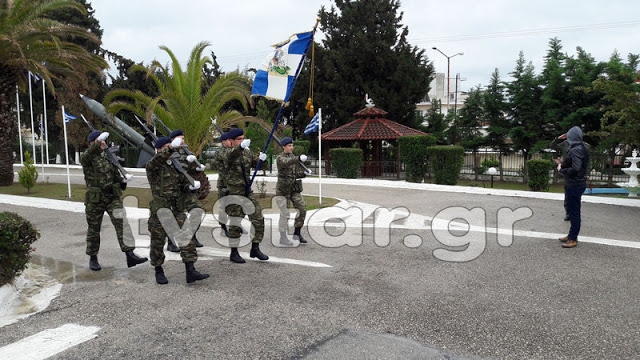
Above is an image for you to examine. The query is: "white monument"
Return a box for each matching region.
[617,149,640,197]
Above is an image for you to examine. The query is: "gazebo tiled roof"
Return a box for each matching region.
[321,106,428,141]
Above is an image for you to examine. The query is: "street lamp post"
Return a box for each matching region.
[432,47,463,114]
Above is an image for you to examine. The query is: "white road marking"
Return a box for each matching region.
[0,323,100,360]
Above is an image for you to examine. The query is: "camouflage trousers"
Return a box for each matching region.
[224,192,264,246]
[148,204,198,266]
[275,191,307,232]
[85,195,135,256]
[217,187,228,224]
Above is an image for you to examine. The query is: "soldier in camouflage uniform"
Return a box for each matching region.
[211,131,232,236]
[276,137,311,246]
[81,130,148,271]
[168,129,206,250]
[146,136,209,284]
[223,128,269,263]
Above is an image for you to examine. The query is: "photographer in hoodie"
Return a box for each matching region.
[554,126,589,248]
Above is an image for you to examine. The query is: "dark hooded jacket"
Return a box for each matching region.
[559,126,589,186]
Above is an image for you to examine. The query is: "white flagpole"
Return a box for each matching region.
[16,85,24,165]
[40,114,45,177]
[42,80,50,164]
[62,106,71,198]
[318,108,322,205]
[28,72,37,165]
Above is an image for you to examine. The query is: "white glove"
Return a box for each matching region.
[304,169,312,175]
[259,152,267,161]
[97,132,109,142]
[196,164,206,172]
[189,181,201,191]
[300,154,307,162]
[171,137,183,148]
[240,139,251,149]
[186,155,197,163]
[123,174,134,182]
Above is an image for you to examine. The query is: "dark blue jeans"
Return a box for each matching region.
[565,184,586,240]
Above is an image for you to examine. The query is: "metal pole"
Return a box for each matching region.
[28,73,36,165]
[16,85,24,165]
[318,108,322,205]
[42,80,49,164]
[454,73,459,115]
[446,58,450,111]
[62,106,71,198]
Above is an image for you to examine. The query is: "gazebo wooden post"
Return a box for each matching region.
[396,141,400,180]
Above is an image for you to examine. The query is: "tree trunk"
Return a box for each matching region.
[0,71,17,186]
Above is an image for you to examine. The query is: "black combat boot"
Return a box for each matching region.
[185,262,210,283]
[155,266,168,285]
[279,231,294,246]
[125,250,148,268]
[89,255,101,271]
[230,247,245,263]
[220,223,229,237]
[250,243,269,261]
[294,227,307,244]
[194,236,204,248]
[166,238,180,252]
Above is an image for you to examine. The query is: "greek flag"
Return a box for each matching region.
[29,71,42,82]
[63,111,77,124]
[304,112,320,135]
[251,31,313,102]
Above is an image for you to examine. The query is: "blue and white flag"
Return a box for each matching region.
[38,117,45,137]
[63,111,77,124]
[251,31,313,103]
[29,71,42,83]
[304,112,320,135]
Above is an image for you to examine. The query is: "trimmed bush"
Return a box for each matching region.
[527,159,554,191]
[399,135,436,183]
[329,148,363,178]
[426,146,465,185]
[477,156,501,176]
[18,151,38,193]
[0,212,40,286]
[293,140,310,157]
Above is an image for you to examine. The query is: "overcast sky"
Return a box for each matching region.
[92,0,640,93]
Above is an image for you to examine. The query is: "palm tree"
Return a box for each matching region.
[104,41,268,155]
[0,0,108,185]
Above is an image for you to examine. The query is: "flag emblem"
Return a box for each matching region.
[63,111,77,124]
[252,31,313,102]
[304,112,320,135]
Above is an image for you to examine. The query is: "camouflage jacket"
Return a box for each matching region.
[211,146,230,188]
[276,153,306,194]
[146,147,193,200]
[80,141,123,192]
[224,145,259,195]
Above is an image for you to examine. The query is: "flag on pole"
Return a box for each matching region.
[63,111,77,124]
[38,116,44,138]
[29,71,42,83]
[304,111,320,134]
[251,31,314,102]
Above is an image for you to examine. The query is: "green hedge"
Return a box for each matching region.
[399,135,436,183]
[329,148,363,178]
[0,212,40,287]
[426,146,465,185]
[293,140,310,157]
[527,159,554,191]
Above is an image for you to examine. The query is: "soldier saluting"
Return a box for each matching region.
[146,136,209,285]
[81,130,148,271]
[223,128,269,263]
[276,137,310,246]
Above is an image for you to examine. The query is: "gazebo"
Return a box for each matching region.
[322,105,428,178]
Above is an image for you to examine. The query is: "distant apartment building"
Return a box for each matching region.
[415,72,468,124]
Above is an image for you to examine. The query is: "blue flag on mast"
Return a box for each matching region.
[304,112,320,135]
[251,31,313,103]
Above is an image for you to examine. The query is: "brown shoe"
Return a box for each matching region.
[562,240,578,248]
[559,236,569,242]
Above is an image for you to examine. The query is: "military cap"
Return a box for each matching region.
[227,128,244,139]
[280,137,293,146]
[154,136,171,149]
[87,130,103,143]
[169,129,184,139]
[220,132,229,141]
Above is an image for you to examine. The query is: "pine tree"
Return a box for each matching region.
[18,151,38,193]
[483,69,510,180]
